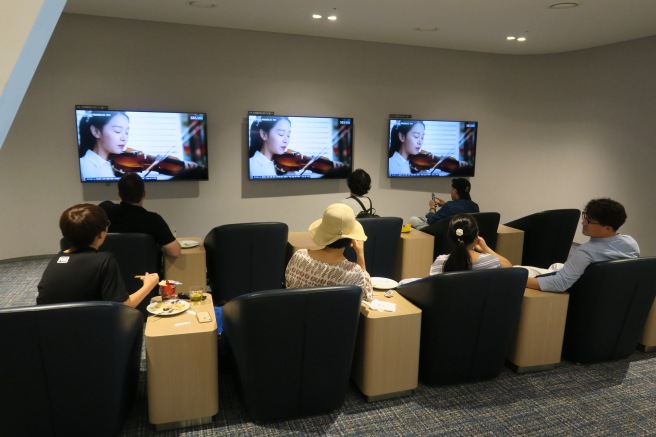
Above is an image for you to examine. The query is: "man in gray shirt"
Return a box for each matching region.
[524,198,639,292]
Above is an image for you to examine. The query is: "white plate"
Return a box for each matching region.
[370,277,399,290]
[398,278,421,286]
[180,239,199,249]
[147,299,190,316]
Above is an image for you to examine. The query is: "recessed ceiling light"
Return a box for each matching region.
[548,2,580,9]
[517,37,527,42]
[327,15,337,21]
[312,14,322,19]
[414,27,439,32]
[186,1,216,8]
[507,36,516,40]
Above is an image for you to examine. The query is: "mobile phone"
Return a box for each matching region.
[431,193,436,201]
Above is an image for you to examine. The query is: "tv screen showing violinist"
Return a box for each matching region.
[387,119,477,178]
[248,115,353,180]
[75,110,208,182]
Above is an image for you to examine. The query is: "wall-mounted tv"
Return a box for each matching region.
[75,109,208,182]
[247,114,353,180]
[387,119,477,178]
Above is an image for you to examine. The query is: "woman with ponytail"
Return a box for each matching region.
[429,214,511,275]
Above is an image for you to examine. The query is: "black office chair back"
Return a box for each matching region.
[563,257,656,363]
[0,302,143,436]
[222,285,362,421]
[344,216,403,278]
[397,267,527,386]
[422,212,500,259]
[60,233,161,315]
[204,222,288,305]
[505,209,580,268]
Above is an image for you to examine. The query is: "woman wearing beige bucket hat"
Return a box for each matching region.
[285,203,373,301]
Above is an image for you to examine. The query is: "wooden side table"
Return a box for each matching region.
[351,292,421,401]
[393,229,434,281]
[495,225,525,266]
[164,237,206,294]
[639,299,656,352]
[507,288,570,372]
[145,293,218,430]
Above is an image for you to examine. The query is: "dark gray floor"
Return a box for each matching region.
[2,258,656,436]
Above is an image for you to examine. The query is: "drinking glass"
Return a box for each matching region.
[189,286,204,304]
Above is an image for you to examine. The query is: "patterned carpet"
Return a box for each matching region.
[2,258,656,436]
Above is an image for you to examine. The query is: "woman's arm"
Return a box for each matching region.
[475,236,512,268]
[351,239,367,272]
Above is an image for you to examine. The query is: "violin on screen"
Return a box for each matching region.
[409,150,468,174]
[273,149,341,175]
[109,148,186,176]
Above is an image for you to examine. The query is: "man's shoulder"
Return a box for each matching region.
[98,200,119,211]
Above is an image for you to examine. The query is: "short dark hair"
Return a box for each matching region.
[583,198,627,231]
[326,238,352,249]
[59,204,108,249]
[451,178,472,200]
[347,169,371,196]
[118,173,145,203]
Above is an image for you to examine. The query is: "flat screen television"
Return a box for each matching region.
[75,109,208,182]
[247,115,353,180]
[387,119,477,178]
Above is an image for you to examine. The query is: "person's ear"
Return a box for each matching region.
[259,129,268,141]
[398,132,406,142]
[90,125,102,139]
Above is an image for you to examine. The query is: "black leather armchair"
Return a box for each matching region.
[61,233,162,315]
[422,212,501,259]
[562,257,656,363]
[344,216,403,278]
[504,209,580,268]
[204,222,288,305]
[222,285,362,421]
[0,302,143,437]
[397,268,527,385]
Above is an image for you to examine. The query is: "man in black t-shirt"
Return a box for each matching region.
[99,173,181,258]
[37,204,159,306]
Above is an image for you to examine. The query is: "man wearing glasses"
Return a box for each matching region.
[524,198,639,292]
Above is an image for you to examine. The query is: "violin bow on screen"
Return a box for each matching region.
[425,145,457,174]
[428,128,473,174]
[143,144,178,177]
[299,145,330,175]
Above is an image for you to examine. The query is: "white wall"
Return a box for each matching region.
[0,0,65,150]
[1,14,655,260]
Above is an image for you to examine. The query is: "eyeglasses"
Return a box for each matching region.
[582,213,601,225]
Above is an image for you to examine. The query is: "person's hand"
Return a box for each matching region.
[474,236,489,253]
[333,161,345,168]
[429,200,437,210]
[183,161,200,169]
[141,272,160,290]
[435,196,446,207]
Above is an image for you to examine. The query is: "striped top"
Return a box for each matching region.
[429,252,501,275]
[285,249,373,300]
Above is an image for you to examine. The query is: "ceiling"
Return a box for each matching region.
[62,0,656,55]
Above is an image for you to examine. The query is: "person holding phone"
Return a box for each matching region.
[409,178,479,229]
